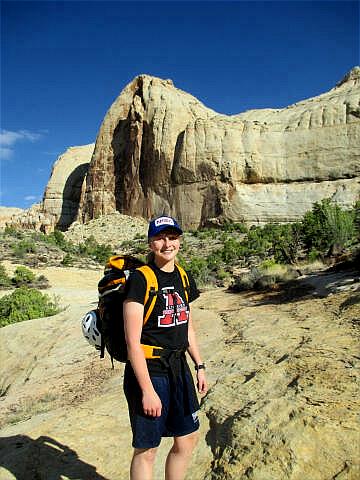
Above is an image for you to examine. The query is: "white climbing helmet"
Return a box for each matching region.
[81,310,102,349]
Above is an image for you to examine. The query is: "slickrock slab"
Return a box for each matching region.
[0,267,359,479]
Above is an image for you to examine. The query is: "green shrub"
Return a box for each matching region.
[0,287,61,327]
[4,226,24,239]
[217,268,230,281]
[11,239,37,258]
[254,274,278,291]
[185,256,211,286]
[130,241,148,256]
[222,221,248,233]
[220,238,245,262]
[46,230,69,250]
[206,250,225,271]
[33,275,50,289]
[12,266,36,286]
[61,253,74,266]
[92,243,114,264]
[244,227,272,256]
[307,248,322,262]
[0,264,11,288]
[259,258,277,270]
[301,199,356,257]
[354,199,360,239]
[76,235,114,264]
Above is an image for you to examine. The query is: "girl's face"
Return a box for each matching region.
[149,229,181,265]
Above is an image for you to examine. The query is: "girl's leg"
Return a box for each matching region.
[165,431,199,480]
[130,447,158,480]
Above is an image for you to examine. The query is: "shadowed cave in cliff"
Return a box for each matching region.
[58,163,89,230]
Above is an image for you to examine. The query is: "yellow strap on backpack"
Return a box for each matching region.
[137,265,158,325]
[175,263,190,303]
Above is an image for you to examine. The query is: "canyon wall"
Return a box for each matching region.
[79,68,360,228]
[8,68,360,232]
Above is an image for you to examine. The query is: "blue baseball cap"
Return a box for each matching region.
[148,216,183,239]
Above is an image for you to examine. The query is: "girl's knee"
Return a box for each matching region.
[173,431,199,454]
[133,447,158,464]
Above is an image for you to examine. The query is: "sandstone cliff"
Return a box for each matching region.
[7,69,359,233]
[6,144,94,233]
[78,67,360,228]
[43,144,94,230]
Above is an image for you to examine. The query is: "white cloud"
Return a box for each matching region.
[0,129,44,160]
[0,147,13,160]
[24,195,38,201]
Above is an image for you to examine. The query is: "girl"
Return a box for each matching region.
[123,215,208,480]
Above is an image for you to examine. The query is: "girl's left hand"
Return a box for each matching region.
[196,370,208,395]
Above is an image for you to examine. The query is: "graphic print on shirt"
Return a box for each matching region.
[158,287,189,327]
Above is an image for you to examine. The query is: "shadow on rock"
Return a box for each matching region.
[0,434,108,480]
[246,271,360,306]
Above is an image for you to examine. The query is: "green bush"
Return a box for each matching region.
[4,226,24,239]
[206,250,225,271]
[12,266,36,286]
[61,253,74,266]
[217,268,230,281]
[77,235,114,264]
[222,221,248,233]
[354,199,360,239]
[0,264,11,288]
[0,287,61,327]
[219,238,245,263]
[263,223,302,264]
[45,229,69,249]
[301,199,356,257]
[33,275,50,289]
[185,256,212,286]
[11,239,37,258]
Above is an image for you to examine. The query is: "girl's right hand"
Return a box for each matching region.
[142,389,162,417]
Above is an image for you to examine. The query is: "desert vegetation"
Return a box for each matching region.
[0,198,358,328]
[179,198,359,288]
[0,287,61,327]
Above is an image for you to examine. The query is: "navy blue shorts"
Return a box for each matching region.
[123,365,200,449]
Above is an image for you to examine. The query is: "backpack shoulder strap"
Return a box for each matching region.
[136,265,158,325]
[175,263,190,303]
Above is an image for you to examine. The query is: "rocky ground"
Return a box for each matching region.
[0,261,359,480]
[63,213,148,248]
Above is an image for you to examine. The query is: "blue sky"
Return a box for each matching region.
[1,0,359,209]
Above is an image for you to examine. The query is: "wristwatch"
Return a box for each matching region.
[195,363,206,371]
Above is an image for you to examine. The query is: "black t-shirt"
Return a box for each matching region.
[125,262,199,352]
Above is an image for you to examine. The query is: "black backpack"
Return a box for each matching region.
[93,254,190,365]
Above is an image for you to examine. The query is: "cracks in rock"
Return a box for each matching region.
[275,353,289,364]
[134,75,146,111]
[287,375,300,389]
[243,371,257,384]
[332,462,351,479]
[171,131,186,185]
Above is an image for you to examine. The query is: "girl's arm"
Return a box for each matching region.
[123,299,162,417]
[187,309,208,395]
